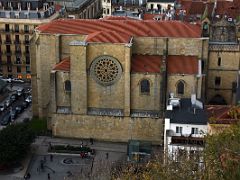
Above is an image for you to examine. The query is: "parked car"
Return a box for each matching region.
[1,78,12,83]
[10,94,18,102]
[10,109,18,120]
[0,104,5,112]
[22,101,29,109]
[4,99,12,107]
[12,78,24,83]
[17,88,24,97]
[15,105,24,114]
[0,112,11,126]
[25,96,32,103]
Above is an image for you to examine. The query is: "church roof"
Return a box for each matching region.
[37,19,201,39]
[131,55,162,73]
[86,31,132,44]
[167,56,198,75]
[52,57,70,72]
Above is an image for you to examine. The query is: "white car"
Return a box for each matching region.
[25,96,32,103]
[0,104,5,112]
[1,78,12,83]
[12,78,24,83]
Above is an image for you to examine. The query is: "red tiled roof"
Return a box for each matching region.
[86,31,131,43]
[206,105,240,124]
[131,55,162,73]
[53,57,70,72]
[37,19,201,38]
[103,16,136,20]
[167,56,198,74]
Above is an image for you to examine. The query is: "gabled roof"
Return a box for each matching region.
[167,56,198,74]
[131,55,162,73]
[52,57,70,72]
[37,19,201,38]
[86,31,131,44]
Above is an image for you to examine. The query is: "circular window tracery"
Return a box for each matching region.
[90,56,122,86]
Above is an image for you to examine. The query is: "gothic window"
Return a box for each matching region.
[177,80,185,95]
[140,79,150,94]
[64,80,71,92]
[90,56,122,86]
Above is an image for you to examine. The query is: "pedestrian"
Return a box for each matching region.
[44,156,46,162]
[90,138,93,145]
[48,173,50,180]
[80,141,83,148]
[37,167,39,173]
[50,154,53,161]
[106,152,109,159]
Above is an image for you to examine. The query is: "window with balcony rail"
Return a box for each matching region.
[17,66,21,73]
[15,35,20,44]
[15,24,19,33]
[25,46,30,54]
[7,56,11,64]
[5,34,11,43]
[26,56,30,65]
[7,66,12,72]
[16,57,21,64]
[26,66,31,73]
[6,45,11,54]
[24,25,29,33]
[5,24,10,32]
[25,35,30,44]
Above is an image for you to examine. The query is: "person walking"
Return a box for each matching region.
[106,152,109,159]
[48,173,51,180]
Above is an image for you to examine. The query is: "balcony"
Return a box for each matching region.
[24,40,30,45]
[4,40,12,44]
[14,40,21,44]
[171,136,204,146]
[14,61,22,65]
[15,51,22,55]
[5,51,12,56]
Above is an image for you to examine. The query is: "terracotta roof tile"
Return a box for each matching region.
[206,105,240,124]
[131,55,162,73]
[86,31,131,43]
[53,57,70,72]
[37,19,201,38]
[167,56,198,74]
[103,16,136,20]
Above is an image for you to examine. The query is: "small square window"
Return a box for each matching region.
[191,128,198,134]
[215,77,221,86]
[176,126,182,134]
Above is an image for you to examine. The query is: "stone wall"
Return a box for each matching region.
[130,73,161,111]
[167,74,198,98]
[51,113,163,145]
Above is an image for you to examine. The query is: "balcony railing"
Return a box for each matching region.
[5,40,12,44]
[24,40,30,45]
[15,51,22,55]
[14,40,21,44]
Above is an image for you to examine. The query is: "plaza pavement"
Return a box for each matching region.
[0,136,128,180]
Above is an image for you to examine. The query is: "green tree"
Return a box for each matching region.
[111,123,240,180]
[0,123,35,165]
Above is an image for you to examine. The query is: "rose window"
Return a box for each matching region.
[90,56,122,86]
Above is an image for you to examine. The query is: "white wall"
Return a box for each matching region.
[170,123,207,137]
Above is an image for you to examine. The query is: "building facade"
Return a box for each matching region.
[0,0,59,80]
[31,19,207,143]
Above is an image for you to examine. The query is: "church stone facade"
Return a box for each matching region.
[31,19,206,143]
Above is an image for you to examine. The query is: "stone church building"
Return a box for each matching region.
[31,19,207,143]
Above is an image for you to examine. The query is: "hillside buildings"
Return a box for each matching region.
[0,0,59,80]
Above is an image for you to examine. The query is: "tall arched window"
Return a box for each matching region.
[140,79,150,94]
[64,80,71,92]
[177,81,184,95]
